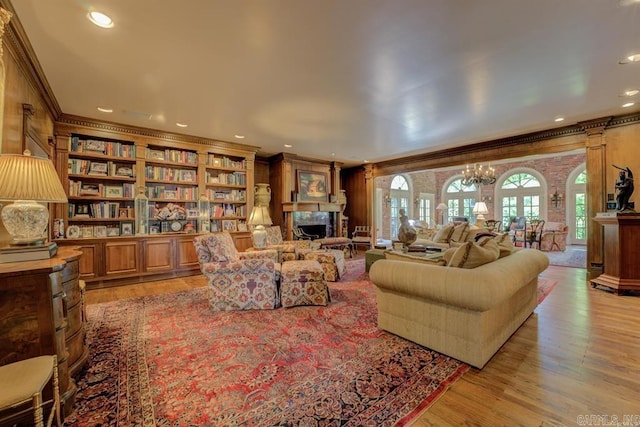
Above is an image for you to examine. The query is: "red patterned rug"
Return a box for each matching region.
[66,260,468,426]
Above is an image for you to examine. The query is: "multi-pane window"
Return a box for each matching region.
[499,172,543,223]
[390,175,409,237]
[574,170,587,242]
[417,195,433,225]
[445,178,477,222]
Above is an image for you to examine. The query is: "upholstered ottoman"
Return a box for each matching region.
[302,249,346,282]
[280,260,329,308]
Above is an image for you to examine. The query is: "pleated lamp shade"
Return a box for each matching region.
[0,151,67,245]
[0,151,67,202]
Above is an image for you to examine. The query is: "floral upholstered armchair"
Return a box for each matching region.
[249,225,319,262]
[539,222,569,252]
[194,232,280,311]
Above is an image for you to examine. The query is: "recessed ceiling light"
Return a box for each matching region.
[97,107,113,113]
[284,144,292,148]
[331,152,335,156]
[622,102,635,108]
[620,53,640,64]
[363,160,369,163]
[622,89,640,97]
[554,117,565,122]
[88,11,114,28]
[234,134,245,139]
[176,122,188,128]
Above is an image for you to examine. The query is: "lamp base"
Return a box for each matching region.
[1,200,49,246]
[475,214,486,228]
[252,225,268,248]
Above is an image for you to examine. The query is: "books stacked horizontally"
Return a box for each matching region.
[0,242,58,263]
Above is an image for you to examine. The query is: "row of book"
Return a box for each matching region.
[210,203,247,218]
[207,154,246,169]
[146,148,198,164]
[147,185,198,200]
[69,181,136,198]
[205,189,246,201]
[205,171,246,185]
[68,159,135,177]
[70,136,136,158]
[69,201,126,219]
[144,166,197,183]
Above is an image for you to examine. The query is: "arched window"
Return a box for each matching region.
[568,165,587,244]
[497,170,546,224]
[444,178,477,223]
[390,175,409,237]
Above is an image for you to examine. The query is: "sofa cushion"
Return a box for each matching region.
[544,222,566,232]
[477,232,515,258]
[450,222,469,242]
[447,239,500,269]
[432,224,455,243]
[384,250,446,266]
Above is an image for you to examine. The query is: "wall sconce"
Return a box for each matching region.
[384,193,391,206]
[550,189,563,208]
[414,197,420,207]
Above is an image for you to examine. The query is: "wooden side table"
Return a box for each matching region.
[590,213,640,295]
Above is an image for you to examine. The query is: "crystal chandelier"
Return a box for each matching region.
[461,163,496,186]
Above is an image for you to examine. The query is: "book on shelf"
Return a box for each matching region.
[0,242,58,263]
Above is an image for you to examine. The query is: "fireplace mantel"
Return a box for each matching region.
[282,202,342,213]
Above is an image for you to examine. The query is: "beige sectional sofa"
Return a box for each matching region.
[369,248,549,368]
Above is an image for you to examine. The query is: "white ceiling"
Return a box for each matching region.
[9,0,640,166]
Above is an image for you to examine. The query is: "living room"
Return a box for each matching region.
[1,1,640,425]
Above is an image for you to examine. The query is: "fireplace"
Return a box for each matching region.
[293,212,333,239]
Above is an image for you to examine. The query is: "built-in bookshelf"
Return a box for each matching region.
[66,134,137,238]
[205,153,248,232]
[145,145,199,234]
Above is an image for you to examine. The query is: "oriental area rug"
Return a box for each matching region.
[66,260,555,426]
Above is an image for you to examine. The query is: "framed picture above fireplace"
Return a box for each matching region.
[296,170,328,202]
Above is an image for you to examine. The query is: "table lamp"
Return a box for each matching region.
[248,206,273,248]
[473,201,489,227]
[435,202,447,227]
[0,150,68,246]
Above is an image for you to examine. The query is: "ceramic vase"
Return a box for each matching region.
[254,183,271,207]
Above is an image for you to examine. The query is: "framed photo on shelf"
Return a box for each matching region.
[88,161,108,176]
[237,222,247,232]
[150,225,160,234]
[222,219,237,232]
[148,149,165,161]
[121,222,134,235]
[85,139,105,153]
[115,166,134,177]
[118,207,133,218]
[105,185,123,198]
[296,170,328,202]
[94,225,107,238]
[186,208,198,219]
[81,226,93,238]
[164,190,177,200]
[106,227,120,237]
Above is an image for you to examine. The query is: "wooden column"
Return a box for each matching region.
[581,118,610,280]
[364,163,375,241]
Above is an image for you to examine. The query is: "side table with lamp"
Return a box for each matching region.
[0,151,87,420]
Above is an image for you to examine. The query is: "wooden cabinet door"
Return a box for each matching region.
[177,236,199,270]
[105,240,139,276]
[76,243,101,279]
[144,238,175,272]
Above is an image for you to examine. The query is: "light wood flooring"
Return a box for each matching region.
[85,263,640,426]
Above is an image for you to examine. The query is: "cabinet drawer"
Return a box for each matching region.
[52,294,65,330]
[63,279,82,308]
[61,260,79,282]
[66,329,85,367]
[65,302,83,337]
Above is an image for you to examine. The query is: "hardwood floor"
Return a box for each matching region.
[85,264,640,425]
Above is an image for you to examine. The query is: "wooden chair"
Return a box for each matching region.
[351,225,372,254]
[0,355,62,427]
[484,219,502,232]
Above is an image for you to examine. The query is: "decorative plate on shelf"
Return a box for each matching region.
[170,221,183,232]
[67,225,80,239]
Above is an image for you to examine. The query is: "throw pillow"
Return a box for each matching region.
[492,232,516,258]
[384,250,446,266]
[447,239,500,269]
[442,247,457,265]
[432,224,455,243]
[450,222,469,242]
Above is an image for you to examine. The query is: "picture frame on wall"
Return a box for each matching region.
[296,170,328,202]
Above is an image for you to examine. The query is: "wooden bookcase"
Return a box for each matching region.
[52,119,256,288]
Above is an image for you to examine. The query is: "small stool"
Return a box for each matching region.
[0,355,62,427]
[280,260,329,308]
[303,249,346,282]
